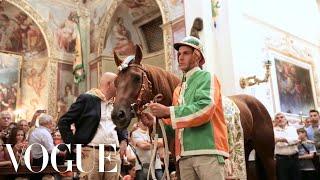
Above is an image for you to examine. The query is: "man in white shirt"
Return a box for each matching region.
[131,120,163,180]
[58,72,128,180]
[274,112,301,180]
[28,114,55,165]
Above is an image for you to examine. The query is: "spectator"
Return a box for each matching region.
[274,112,300,180]
[170,171,178,180]
[306,109,320,141]
[28,114,55,166]
[7,128,27,160]
[0,142,11,167]
[17,120,29,135]
[0,111,12,143]
[123,164,136,180]
[8,122,17,130]
[53,130,63,145]
[58,72,127,180]
[297,128,317,180]
[131,120,163,180]
[305,118,311,128]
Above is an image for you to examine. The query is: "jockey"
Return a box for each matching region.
[146,36,229,180]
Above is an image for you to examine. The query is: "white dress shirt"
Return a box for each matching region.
[274,125,299,155]
[28,126,55,159]
[88,101,119,147]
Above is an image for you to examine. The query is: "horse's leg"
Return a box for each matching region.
[253,130,276,180]
[245,140,257,180]
[232,95,276,180]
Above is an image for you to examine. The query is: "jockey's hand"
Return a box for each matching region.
[149,103,170,118]
[141,112,155,128]
[119,140,127,157]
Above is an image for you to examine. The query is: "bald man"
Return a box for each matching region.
[58,72,128,180]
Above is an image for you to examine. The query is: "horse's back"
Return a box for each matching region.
[228,94,273,141]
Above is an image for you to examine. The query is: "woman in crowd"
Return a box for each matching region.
[7,128,27,161]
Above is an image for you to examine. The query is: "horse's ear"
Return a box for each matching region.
[113,51,122,67]
[133,45,142,64]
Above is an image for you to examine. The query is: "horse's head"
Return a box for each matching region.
[111,45,153,129]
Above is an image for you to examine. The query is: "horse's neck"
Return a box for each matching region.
[144,64,181,106]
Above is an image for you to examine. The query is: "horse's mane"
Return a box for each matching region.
[143,64,181,106]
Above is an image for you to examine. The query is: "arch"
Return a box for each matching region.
[97,0,174,71]
[6,0,54,57]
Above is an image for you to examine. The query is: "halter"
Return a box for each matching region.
[118,61,170,180]
[126,64,153,117]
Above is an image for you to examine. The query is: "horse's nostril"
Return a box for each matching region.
[117,110,125,119]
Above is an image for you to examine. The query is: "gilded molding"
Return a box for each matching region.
[47,59,58,118]
[265,34,320,107]
[265,35,313,63]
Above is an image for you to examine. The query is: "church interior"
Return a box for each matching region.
[0,0,319,134]
[0,0,320,179]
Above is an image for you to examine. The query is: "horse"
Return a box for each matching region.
[111,45,276,180]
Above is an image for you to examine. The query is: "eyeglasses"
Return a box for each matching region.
[276,116,285,119]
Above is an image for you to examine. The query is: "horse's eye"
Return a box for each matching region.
[133,75,141,82]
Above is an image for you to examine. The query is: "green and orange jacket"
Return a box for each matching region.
[163,67,229,160]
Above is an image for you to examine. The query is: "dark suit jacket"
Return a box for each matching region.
[58,93,128,146]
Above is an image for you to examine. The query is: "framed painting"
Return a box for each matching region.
[0,51,22,112]
[270,52,317,116]
[57,63,79,111]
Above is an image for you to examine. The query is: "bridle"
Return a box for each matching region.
[117,63,169,180]
[125,64,153,117]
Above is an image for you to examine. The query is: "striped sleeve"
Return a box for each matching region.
[171,72,215,129]
[162,86,181,125]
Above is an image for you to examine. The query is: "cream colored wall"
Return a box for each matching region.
[216,0,320,116]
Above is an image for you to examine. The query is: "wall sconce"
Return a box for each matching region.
[239,60,272,89]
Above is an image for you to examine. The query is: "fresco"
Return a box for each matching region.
[90,0,111,53]
[20,60,48,118]
[27,0,79,54]
[0,1,47,59]
[122,0,159,20]
[169,0,184,20]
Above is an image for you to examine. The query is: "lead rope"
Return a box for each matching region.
[146,94,170,180]
[159,120,170,180]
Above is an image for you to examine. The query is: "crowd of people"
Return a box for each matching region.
[273,109,320,180]
[0,108,178,180]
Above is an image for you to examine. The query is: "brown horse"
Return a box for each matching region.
[111,45,276,180]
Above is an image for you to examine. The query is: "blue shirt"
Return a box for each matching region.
[305,125,320,140]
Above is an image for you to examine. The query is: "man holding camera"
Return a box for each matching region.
[0,111,12,143]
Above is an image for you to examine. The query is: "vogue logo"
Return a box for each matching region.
[5,143,117,173]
